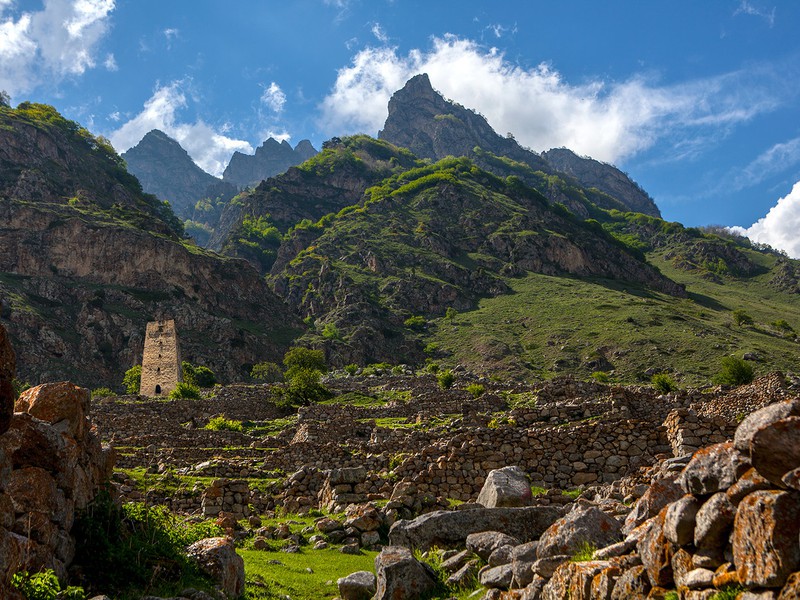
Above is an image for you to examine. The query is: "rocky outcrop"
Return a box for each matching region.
[0,323,15,434]
[122,129,237,219]
[477,466,533,508]
[373,546,437,600]
[222,138,318,189]
[379,74,661,217]
[0,376,113,597]
[186,537,245,599]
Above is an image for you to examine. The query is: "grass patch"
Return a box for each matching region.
[570,541,597,562]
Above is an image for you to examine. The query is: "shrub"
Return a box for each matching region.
[251,361,283,382]
[343,363,359,376]
[772,319,795,334]
[91,387,116,399]
[426,362,440,374]
[714,356,754,386]
[321,322,342,340]
[466,383,485,398]
[437,369,455,389]
[651,373,677,393]
[122,365,141,394]
[182,362,217,388]
[72,492,221,595]
[445,307,458,320]
[732,309,754,326]
[205,416,244,432]
[403,315,427,330]
[169,382,201,399]
[591,371,610,383]
[283,347,327,376]
[11,570,86,600]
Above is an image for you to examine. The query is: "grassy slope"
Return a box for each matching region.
[428,246,799,385]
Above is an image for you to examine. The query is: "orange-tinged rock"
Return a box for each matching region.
[591,565,622,600]
[750,417,800,486]
[733,491,800,588]
[638,507,677,588]
[610,564,651,600]
[541,560,610,600]
[778,572,800,599]
[15,381,89,439]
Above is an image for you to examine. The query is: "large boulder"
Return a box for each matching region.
[187,537,245,599]
[537,501,622,559]
[389,505,563,550]
[623,476,683,533]
[466,531,520,561]
[0,323,15,435]
[637,507,676,588]
[679,442,750,496]
[477,466,532,508]
[337,570,376,600]
[732,491,800,588]
[664,494,700,546]
[750,417,800,486]
[373,546,437,600]
[693,492,736,550]
[734,398,800,454]
[15,382,90,439]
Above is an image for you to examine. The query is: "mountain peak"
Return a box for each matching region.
[223,137,318,189]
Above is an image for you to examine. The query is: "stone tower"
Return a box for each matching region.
[140,318,182,397]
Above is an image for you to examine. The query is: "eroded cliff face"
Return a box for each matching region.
[0,200,300,388]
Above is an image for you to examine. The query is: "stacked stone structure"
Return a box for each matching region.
[140,318,182,397]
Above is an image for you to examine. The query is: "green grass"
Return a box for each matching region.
[570,541,597,562]
[242,547,377,600]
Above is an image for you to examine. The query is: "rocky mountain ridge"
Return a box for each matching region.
[379,74,661,218]
[121,129,238,220]
[222,137,318,189]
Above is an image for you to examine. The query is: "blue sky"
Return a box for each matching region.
[2,0,800,256]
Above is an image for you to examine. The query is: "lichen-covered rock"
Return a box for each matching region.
[637,507,676,588]
[693,492,736,550]
[480,563,514,590]
[734,399,800,454]
[623,477,683,534]
[488,544,515,567]
[609,564,651,600]
[337,570,376,600]
[15,381,90,440]
[680,442,750,496]
[511,541,540,588]
[187,537,245,599]
[590,564,622,600]
[477,466,532,508]
[750,417,800,486]
[664,495,700,546]
[680,567,715,589]
[467,531,520,561]
[541,560,610,600]
[727,467,773,504]
[537,501,622,559]
[778,572,800,599]
[532,555,571,579]
[733,491,800,588]
[373,545,437,600]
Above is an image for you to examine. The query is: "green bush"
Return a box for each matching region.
[169,382,201,399]
[732,309,754,326]
[122,365,141,394]
[466,383,485,398]
[283,347,327,376]
[343,363,359,376]
[445,307,458,320]
[426,362,440,374]
[714,356,754,386]
[403,315,427,330]
[91,387,116,399]
[772,319,795,334]
[182,362,217,388]
[651,373,677,393]
[72,492,221,596]
[437,370,455,389]
[11,570,86,600]
[591,371,610,383]
[205,416,244,432]
[321,322,342,340]
[250,361,283,382]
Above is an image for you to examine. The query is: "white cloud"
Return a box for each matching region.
[0,0,114,97]
[734,1,776,27]
[103,52,117,71]
[371,22,388,44]
[109,81,252,177]
[319,35,782,165]
[730,181,800,258]
[733,136,800,190]
[260,81,286,113]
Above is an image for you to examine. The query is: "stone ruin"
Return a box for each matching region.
[139,318,182,397]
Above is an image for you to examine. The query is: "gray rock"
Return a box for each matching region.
[440,548,472,574]
[488,544,515,567]
[727,467,773,504]
[537,500,622,559]
[679,567,715,589]
[664,494,701,546]
[186,537,245,600]
[531,555,570,578]
[750,416,800,486]
[694,492,736,550]
[511,541,540,588]
[466,531,520,561]
[679,442,750,496]
[337,570,377,600]
[373,546,437,600]
[593,538,637,560]
[389,505,563,551]
[477,466,532,508]
[623,476,683,534]
[446,559,480,588]
[479,563,514,590]
[734,398,800,454]
[327,466,368,485]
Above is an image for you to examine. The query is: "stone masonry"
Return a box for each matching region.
[140,318,182,397]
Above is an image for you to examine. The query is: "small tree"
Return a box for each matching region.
[182,362,216,388]
[251,361,283,382]
[732,310,754,327]
[122,365,141,394]
[714,356,754,386]
[283,347,326,376]
[437,369,455,389]
[278,347,331,406]
[651,373,677,393]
